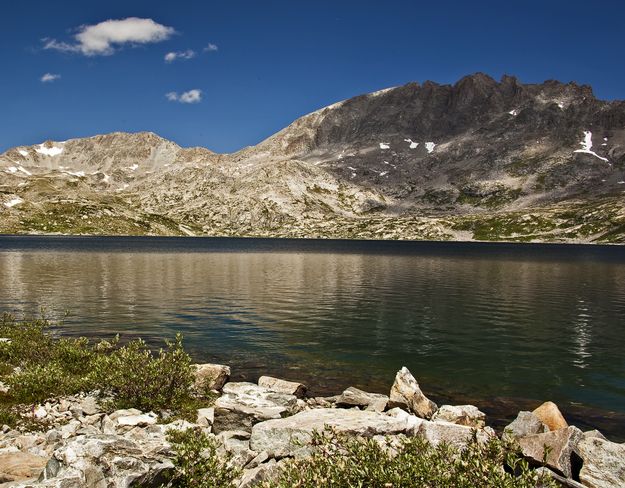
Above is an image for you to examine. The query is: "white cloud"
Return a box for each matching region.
[43,17,175,56]
[204,43,218,52]
[164,49,196,63]
[41,73,61,83]
[166,89,202,104]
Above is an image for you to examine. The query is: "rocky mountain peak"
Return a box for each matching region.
[1,73,624,242]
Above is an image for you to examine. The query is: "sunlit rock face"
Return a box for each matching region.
[2,73,625,242]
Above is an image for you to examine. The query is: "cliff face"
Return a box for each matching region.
[2,73,625,242]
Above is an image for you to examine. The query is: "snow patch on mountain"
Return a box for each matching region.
[36,144,64,157]
[574,131,609,162]
[4,197,23,208]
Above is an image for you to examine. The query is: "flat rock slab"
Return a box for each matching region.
[214,382,298,434]
[416,420,492,450]
[335,387,388,412]
[519,426,583,478]
[0,451,48,483]
[249,408,413,458]
[578,436,625,488]
[431,405,486,428]
[258,376,306,398]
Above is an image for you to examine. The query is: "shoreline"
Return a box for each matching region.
[0,233,625,248]
[0,317,623,486]
[2,233,625,252]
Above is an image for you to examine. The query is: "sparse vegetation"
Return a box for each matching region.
[164,428,240,488]
[0,314,202,428]
[262,429,557,488]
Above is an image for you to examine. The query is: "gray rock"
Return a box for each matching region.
[416,420,493,450]
[79,397,99,416]
[388,367,437,419]
[33,434,174,488]
[258,376,307,399]
[196,407,215,428]
[583,429,607,441]
[238,459,282,488]
[431,404,486,428]
[245,451,270,469]
[385,407,424,435]
[503,411,548,440]
[249,408,413,458]
[193,363,231,391]
[109,409,142,421]
[213,383,298,434]
[518,426,583,478]
[115,413,157,427]
[335,387,388,412]
[577,436,625,488]
[217,431,256,468]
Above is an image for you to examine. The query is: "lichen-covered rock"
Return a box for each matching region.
[258,376,306,399]
[503,411,548,440]
[249,408,412,458]
[532,401,568,431]
[388,367,437,419]
[431,405,485,428]
[213,383,298,434]
[30,434,174,488]
[193,363,231,391]
[577,436,625,488]
[335,387,388,412]
[416,420,493,450]
[216,430,256,469]
[518,426,583,478]
[238,459,283,488]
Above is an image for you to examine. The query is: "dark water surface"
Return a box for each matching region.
[1,235,624,439]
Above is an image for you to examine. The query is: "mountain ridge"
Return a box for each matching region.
[2,73,625,243]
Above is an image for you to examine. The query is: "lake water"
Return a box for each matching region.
[1,236,624,439]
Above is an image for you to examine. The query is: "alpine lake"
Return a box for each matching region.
[1,235,624,440]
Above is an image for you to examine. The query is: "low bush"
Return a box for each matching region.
[0,313,200,426]
[164,427,239,488]
[264,429,557,488]
[90,335,195,413]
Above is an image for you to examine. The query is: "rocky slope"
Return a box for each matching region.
[3,367,624,487]
[2,73,625,242]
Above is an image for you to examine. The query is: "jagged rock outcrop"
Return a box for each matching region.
[2,73,625,242]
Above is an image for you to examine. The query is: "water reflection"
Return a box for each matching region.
[1,238,625,438]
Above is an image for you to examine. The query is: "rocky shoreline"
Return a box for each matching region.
[1,364,623,488]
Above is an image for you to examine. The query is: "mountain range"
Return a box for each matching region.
[2,73,624,243]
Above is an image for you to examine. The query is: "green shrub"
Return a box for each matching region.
[164,427,239,488]
[0,314,199,425]
[90,334,195,413]
[265,429,557,488]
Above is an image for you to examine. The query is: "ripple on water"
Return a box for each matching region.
[1,237,625,440]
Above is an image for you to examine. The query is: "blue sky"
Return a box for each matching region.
[2,0,625,153]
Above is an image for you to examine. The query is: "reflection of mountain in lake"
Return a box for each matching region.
[1,237,624,437]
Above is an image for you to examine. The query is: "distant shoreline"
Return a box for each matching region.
[1,233,624,250]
